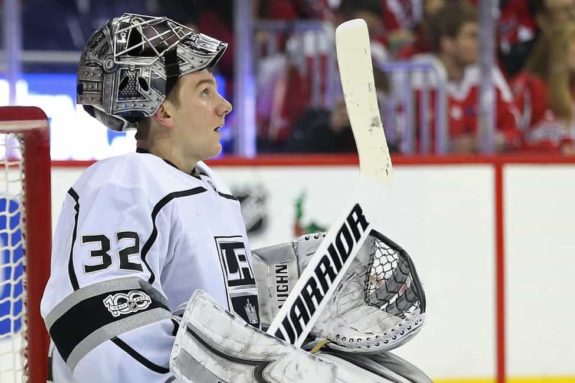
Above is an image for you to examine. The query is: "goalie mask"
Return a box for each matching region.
[77,13,228,131]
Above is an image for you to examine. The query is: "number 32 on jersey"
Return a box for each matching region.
[82,231,142,273]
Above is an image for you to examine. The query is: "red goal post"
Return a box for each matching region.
[0,107,51,383]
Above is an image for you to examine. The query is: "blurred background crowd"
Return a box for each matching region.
[6,0,575,156]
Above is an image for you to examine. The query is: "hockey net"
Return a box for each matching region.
[0,107,51,383]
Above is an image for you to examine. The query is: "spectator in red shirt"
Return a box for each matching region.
[497,0,538,77]
[254,0,335,152]
[511,23,575,153]
[409,3,521,153]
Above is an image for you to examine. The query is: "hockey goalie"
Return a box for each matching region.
[41,12,430,383]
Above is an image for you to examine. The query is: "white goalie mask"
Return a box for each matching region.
[77,13,228,131]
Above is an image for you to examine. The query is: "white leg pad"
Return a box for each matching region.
[170,290,336,383]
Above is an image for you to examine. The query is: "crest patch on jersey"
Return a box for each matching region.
[215,236,260,327]
[103,290,152,317]
[243,298,259,325]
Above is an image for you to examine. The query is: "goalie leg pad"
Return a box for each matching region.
[170,290,336,383]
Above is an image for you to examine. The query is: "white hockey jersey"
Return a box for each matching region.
[41,150,260,382]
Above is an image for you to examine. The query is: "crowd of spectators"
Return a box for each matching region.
[17,0,575,155]
[251,0,575,155]
[409,2,522,154]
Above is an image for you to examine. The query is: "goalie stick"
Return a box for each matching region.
[266,19,394,346]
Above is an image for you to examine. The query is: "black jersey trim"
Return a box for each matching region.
[46,277,171,370]
[67,188,81,291]
[136,147,198,177]
[196,170,238,200]
[47,350,53,382]
[142,187,207,284]
[217,191,238,201]
[111,337,170,374]
[171,318,180,336]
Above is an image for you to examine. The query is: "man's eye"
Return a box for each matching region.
[202,88,210,96]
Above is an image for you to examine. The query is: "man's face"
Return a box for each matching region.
[167,70,232,163]
[448,21,479,66]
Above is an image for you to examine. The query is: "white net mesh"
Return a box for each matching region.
[364,234,424,319]
[0,133,27,383]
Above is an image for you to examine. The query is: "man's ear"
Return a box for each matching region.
[151,103,174,128]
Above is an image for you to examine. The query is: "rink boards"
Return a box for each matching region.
[43,156,575,382]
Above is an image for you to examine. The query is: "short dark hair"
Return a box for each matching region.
[527,0,545,16]
[428,3,478,53]
[338,0,383,19]
[135,76,183,137]
[164,78,184,107]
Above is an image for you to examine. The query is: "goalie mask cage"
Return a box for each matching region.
[0,107,51,383]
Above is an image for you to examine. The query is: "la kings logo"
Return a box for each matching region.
[103,290,152,317]
[216,237,256,286]
[215,236,260,327]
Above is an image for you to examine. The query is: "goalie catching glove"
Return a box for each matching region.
[252,230,426,353]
